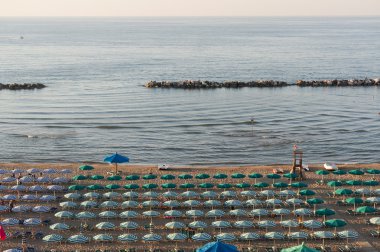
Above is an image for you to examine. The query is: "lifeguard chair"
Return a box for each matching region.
[290,145,304,180]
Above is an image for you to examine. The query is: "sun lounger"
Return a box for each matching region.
[370,230,380,237]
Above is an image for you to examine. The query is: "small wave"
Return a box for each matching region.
[96,125,142,129]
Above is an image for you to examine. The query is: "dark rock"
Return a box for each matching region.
[0,83,46,91]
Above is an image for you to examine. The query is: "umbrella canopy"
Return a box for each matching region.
[348,169,364,175]
[161,183,176,189]
[273,208,291,216]
[198,183,214,189]
[265,232,285,239]
[0,218,19,226]
[241,190,257,197]
[280,242,320,252]
[87,184,104,190]
[213,173,228,179]
[196,240,238,252]
[32,206,51,213]
[125,175,140,181]
[273,182,288,188]
[107,175,122,181]
[161,174,176,180]
[180,183,196,189]
[229,209,248,217]
[99,211,117,218]
[163,200,180,208]
[119,210,139,218]
[220,190,237,197]
[103,153,129,173]
[363,180,379,186]
[142,210,160,217]
[24,218,41,226]
[76,211,96,219]
[93,234,113,242]
[124,184,139,190]
[356,206,376,213]
[240,232,260,240]
[299,189,315,196]
[192,233,212,242]
[337,230,359,239]
[215,233,236,242]
[267,174,281,179]
[345,197,363,205]
[43,234,63,243]
[103,191,121,199]
[313,231,334,239]
[233,220,253,228]
[186,210,204,217]
[72,175,87,181]
[55,211,74,218]
[164,210,183,218]
[366,169,380,175]
[162,191,178,198]
[67,234,89,244]
[280,219,299,228]
[105,184,121,190]
[207,209,225,218]
[195,173,210,179]
[307,198,324,205]
[327,181,343,187]
[143,174,157,180]
[95,221,116,230]
[315,170,329,175]
[189,221,208,229]
[254,182,270,188]
[258,220,276,228]
[100,200,119,208]
[303,220,323,229]
[167,233,187,241]
[202,191,218,198]
[165,221,186,229]
[68,185,85,191]
[283,173,298,179]
[251,209,269,217]
[335,188,353,196]
[231,173,245,179]
[50,223,70,231]
[79,165,94,171]
[91,175,104,180]
[291,182,308,188]
[225,199,242,207]
[235,183,251,189]
[324,219,347,228]
[118,234,138,242]
[59,201,78,209]
[249,173,263,178]
[346,180,362,186]
[142,233,162,242]
[288,232,309,240]
[315,208,335,216]
[181,191,199,198]
[178,174,193,179]
[142,183,158,190]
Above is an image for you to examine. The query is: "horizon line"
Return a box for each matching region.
[1,15,380,18]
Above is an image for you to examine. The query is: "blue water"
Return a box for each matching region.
[0,17,380,165]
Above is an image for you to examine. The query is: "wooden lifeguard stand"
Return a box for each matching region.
[290,146,304,180]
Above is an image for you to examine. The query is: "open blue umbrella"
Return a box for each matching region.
[104,153,129,173]
[196,240,238,252]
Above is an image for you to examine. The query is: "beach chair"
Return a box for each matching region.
[369,230,380,237]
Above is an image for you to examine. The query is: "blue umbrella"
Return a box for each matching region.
[104,153,129,173]
[196,240,239,252]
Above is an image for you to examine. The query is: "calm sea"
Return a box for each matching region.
[0,17,380,165]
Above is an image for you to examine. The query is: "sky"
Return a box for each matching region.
[0,0,380,16]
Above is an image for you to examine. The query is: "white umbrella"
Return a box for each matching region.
[183,200,202,208]
[192,233,212,241]
[99,211,117,219]
[250,209,269,220]
[83,192,100,199]
[234,220,254,229]
[50,223,70,230]
[142,233,162,242]
[258,220,276,229]
[42,234,63,243]
[120,221,139,229]
[188,221,207,229]
[64,193,81,200]
[142,210,160,217]
[55,211,74,219]
[142,200,160,208]
[260,190,275,198]
[103,192,121,199]
[186,210,204,218]
[225,200,242,207]
[118,234,138,242]
[52,177,69,184]
[229,209,248,217]
[245,199,263,208]
[163,200,180,208]
[279,190,296,197]
[215,233,236,241]
[202,191,218,199]
[240,232,260,240]
[167,233,187,241]
[21,194,39,201]
[1,218,19,226]
[180,191,199,198]
[39,194,56,201]
[165,221,186,229]
[80,201,98,208]
[119,210,139,219]
[123,191,139,199]
[24,218,41,226]
[162,191,178,198]
[204,200,222,208]
[99,200,119,208]
[211,220,231,229]
[27,168,40,174]
[164,210,183,218]
[67,234,89,244]
[93,234,113,242]
[59,201,78,209]
[294,208,312,216]
[95,222,116,230]
[303,220,323,229]
[220,191,237,198]
[143,191,159,199]
[241,190,257,198]
[76,211,96,219]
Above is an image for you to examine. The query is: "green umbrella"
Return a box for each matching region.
[291,182,308,188]
[248,173,263,183]
[332,170,347,175]
[345,180,362,186]
[125,175,140,181]
[87,184,104,190]
[283,173,298,179]
[280,242,320,252]
[124,184,139,190]
[142,183,158,190]
[162,183,177,189]
[327,181,342,191]
[299,189,315,198]
[72,175,87,181]
[198,183,214,189]
[273,182,288,188]
[213,173,228,179]
[107,175,122,181]
[254,182,269,189]
[105,184,121,190]
[91,175,104,180]
[324,219,347,232]
[366,169,380,175]
[79,165,94,171]
[179,183,195,189]
[143,174,157,180]
[217,183,232,189]
[195,173,210,179]
[178,174,193,180]
[345,197,363,210]
[231,173,246,179]
[306,198,324,213]
[235,183,250,189]
[335,188,353,196]
[363,180,379,186]
[315,170,329,183]
[68,185,85,191]
[348,169,364,175]
[315,208,336,221]
[356,206,376,214]
[161,174,176,180]
[267,173,281,184]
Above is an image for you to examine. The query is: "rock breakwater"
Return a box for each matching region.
[296,78,380,87]
[145,80,289,89]
[0,83,46,90]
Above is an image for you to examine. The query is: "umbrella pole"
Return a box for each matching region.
[115,163,118,174]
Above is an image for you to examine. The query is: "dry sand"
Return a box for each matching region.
[0,162,379,252]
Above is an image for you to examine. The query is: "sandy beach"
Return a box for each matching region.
[0,162,379,252]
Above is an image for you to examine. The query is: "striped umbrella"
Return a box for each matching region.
[279,190,296,198]
[234,220,254,230]
[294,208,312,217]
[357,187,372,196]
[265,198,283,207]
[2,177,16,183]
[96,222,116,230]
[258,220,276,230]
[367,197,380,207]
[220,190,237,198]
[302,220,323,230]
[165,221,186,229]
[192,233,212,242]
[60,169,72,174]
[225,200,242,207]
[119,210,139,219]
[142,233,162,242]
[143,210,160,217]
[313,231,334,247]
[47,185,65,191]
[100,200,119,208]
[67,234,89,244]
[204,200,222,208]
[183,200,202,208]
[245,199,263,208]
[229,209,248,217]
[216,233,236,242]
[118,234,138,242]
[59,201,78,209]
[2,194,17,201]
[99,211,117,219]
[280,219,299,229]
[164,210,183,218]
[12,205,31,213]
[37,177,52,183]
[167,233,187,241]
[122,191,139,199]
[103,191,121,199]
[27,168,41,174]
[42,234,63,243]
[211,221,231,231]
[0,205,9,212]
[1,218,19,226]
[43,168,57,174]
[272,208,291,221]
[80,200,98,208]
[260,190,275,198]
[162,200,180,208]
[180,191,199,198]
[288,232,309,244]
[337,230,359,244]
[202,191,218,199]
[186,210,204,218]
[50,223,70,231]
[39,194,56,202]
[250,209,269,220]
[24,218,41,226]
[142,200,160,208]
[240,232,260,247]
[162,191,178,198]
[28,185,45,192]
[121,200,139,208]
[264,232,285,247]
[83,192,100,199]
[93,234,113,242]
[55,211,74,219]
[206,209,225,218]
[143,191,159,199]
[76,211,96,219]
[120,221,139,229]
[11,185,27,191]
[241,190,257,198]
[189,221,207,229]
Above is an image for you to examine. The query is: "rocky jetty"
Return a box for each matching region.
[296,78,380,87]
[145,80,289,88]
[0,83,46,90]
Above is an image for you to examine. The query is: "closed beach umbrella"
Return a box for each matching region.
[143,174,157,180]
[76,211,96,219]
[189,221,208,229]
[79,165,94,171]
[231,173,245,179]
[103,153,129,173]
[99,210,117,219]
[165,221,186,229]
[119,210,139,219]
[125,175,140,181]
[178,174,193,179]
[215,233,236,242]
[164,210,183,218]
[67,234,89,244]
[43,234,63,243]
[303,220,323,230]
[348,169,364,175]
[96,221,116,230]
[192,233,212,242]
[213,173,228,179]
[124,184,139,190]
[50,223,70,231]
[195,173,210,179]
[91,175,104,180]
[93,234,113,242]
[118,234,138,242]
[142,233,162,242]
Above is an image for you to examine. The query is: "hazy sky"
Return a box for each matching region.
[1,0,380,16]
